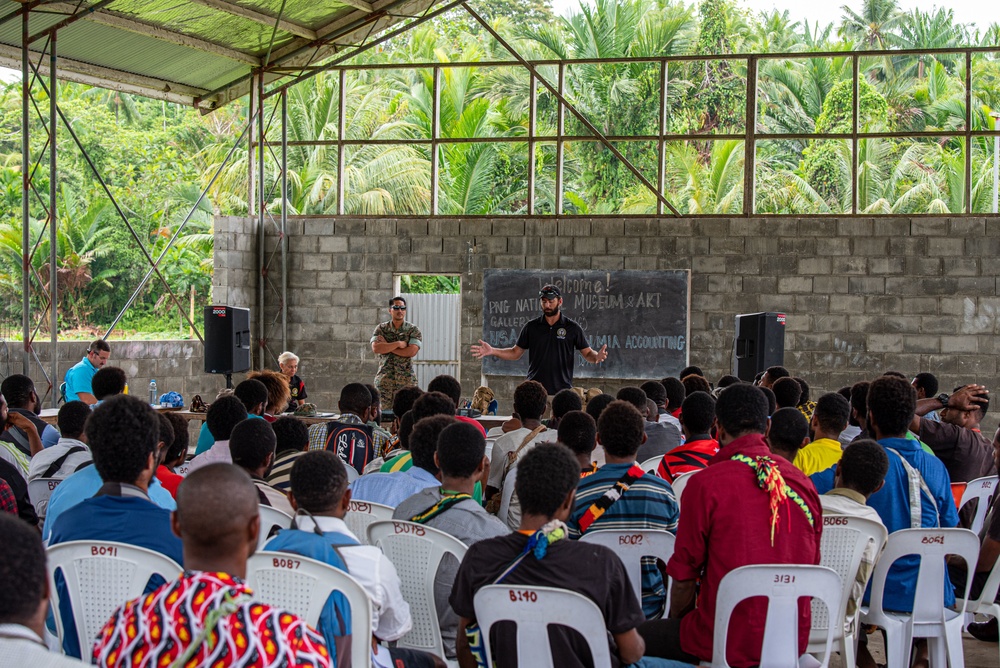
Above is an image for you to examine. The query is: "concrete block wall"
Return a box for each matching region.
[217,215,1000,420]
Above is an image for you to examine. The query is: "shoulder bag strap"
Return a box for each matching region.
[885,447,940,528]
[41,446,87,478]
[577,464,646,533]
[503,426,547,478]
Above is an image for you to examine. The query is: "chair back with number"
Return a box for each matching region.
[473,584,611,668]
[367,519,468,658]
[246,551,372,668]
[343,499,394,546]
[807,515,887,667]
[579,529,675,605]
[861,527,979,668]
[959,475,998,534]
[46,540,182,656]
[713,564,842,668]
[257,504,293,551]
[28,477,62,520]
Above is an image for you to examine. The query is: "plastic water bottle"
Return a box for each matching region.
[149,379,157,406]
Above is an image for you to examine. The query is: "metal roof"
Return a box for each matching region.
[0,0,444,111]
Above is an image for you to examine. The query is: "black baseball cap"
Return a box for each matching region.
[539,285,561,298]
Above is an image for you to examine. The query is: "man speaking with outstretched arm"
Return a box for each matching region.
[471,284,608,395]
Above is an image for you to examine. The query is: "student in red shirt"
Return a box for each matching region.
[640,383,822,667]
[656,391,719,483]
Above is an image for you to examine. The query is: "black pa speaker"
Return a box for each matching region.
[204,305,251,374]
[733,312,785,382]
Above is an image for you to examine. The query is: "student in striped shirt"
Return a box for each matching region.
[567,400,679,618]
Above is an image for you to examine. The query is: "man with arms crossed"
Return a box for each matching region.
[471,284,608,395]
[371,296,422,410]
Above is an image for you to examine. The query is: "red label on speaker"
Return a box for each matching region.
[776,313,786,325]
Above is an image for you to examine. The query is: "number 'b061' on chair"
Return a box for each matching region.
[473,584,611,668]
[711,564,843,668]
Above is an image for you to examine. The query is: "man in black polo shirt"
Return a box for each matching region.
[471,284,608,394]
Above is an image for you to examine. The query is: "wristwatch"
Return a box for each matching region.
[936,393,950,408]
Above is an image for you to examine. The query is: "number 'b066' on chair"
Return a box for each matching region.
[472,584,611,668]
[711,564,843,668]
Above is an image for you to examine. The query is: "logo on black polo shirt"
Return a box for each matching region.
[556,328,566,339]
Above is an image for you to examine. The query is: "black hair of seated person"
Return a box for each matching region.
[814,392,851,434]
[759,386,776,415]
[155,413,175,460]
[680,391,716,435]
[338,382,373,417]
[0,512,47,625]
[640,381,667,408]
[716,383,769,437]
[767,407,809,460]
[660,377,686,411]
[392,386,424,417]
[680,365,703,380]
[512,380,548,421]
[716,375,741,389]
[867,376,916,438]
[87,394,159,484]
[837,386,852,403]
[765,366,790,382]
[247,370,290,415]
[365,383,380,408]
[230,418,277,471]
[850,381,871,428]
[206,395,248,441]
[289,451,348,513]
[616,386,648,415]
[0,373,35,408]
[57,400,91,440]
[515,442,580,518]
[427,375,463,407]
[551,388,583,419]
[88,338,111,354]
[175,464,259,556]
[557,410,597,457]
[912,372,939,398]
[273,416,309,454]
[409,415,455,475]
[437,421,486,479]
[91,366,127,401]
[794,377,811,404]
[397,411,416,451]
[681,374,712,396]
[234,379,269,416]
[839,439,889,496]
[164,412,190,466]
[412,391,456,421]
[881,370,908,380]
[597,400,646,458]
[772,376,803,410]
[585,393,614,423]
[952,384,990,417]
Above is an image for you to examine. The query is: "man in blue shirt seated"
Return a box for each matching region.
[63,339,110,405]
[351,415,455,508]
[47,394,184,658]
[568,400,679,619]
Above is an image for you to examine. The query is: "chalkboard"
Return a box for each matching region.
[481,269,690,381]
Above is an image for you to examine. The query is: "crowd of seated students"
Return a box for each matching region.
[3,364,1000,667]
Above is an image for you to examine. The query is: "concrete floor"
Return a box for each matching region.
[826,631,998,667]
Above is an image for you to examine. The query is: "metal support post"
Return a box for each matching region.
[657,61,667,217]
[430,66,440,215]
[742,56,757,216]
[527,73,536,215]
[555,64,564,215]
[852,55,859,215]
[49,33,58,406]
[337,69,346,215]
[280,88,288,351]
[256,71,266,369]
[20,9,29,374]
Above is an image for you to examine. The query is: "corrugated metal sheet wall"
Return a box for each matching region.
[404,293,460,390]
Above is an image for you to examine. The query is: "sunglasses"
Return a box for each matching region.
[390,305,407,310]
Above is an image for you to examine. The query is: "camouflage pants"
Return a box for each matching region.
[375,374,418,411]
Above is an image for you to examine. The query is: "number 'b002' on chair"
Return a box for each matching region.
[46,541,182,656]
[579,529,675,609]
[472,584,611,668]
[367,519,468,660]
[246,551,372,668]
[711,564,843,668]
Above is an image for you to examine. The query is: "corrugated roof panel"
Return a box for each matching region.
[227,0,359,31]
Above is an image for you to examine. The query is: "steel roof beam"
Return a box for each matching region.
[184,0,317,40]
[337,0,375,13]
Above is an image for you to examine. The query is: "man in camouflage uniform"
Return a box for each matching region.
[371,296,422,410]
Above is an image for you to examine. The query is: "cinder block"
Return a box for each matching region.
[573,237,607,255]
[910,219,949,236]
[709,237,746,255]
[848,277,885,295]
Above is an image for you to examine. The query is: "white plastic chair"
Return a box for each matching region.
[28,476,62,519]
[807,515,887,667]
[497,465,518,527]
[959,475,998,534]
[344,500,394,546]
[46,540,182,657]
[345,464,360,483]
[860,528,980,668]
[473,584,611,668]
[579,528,676,606]
[257,504,293,551]
[367,519,468,659]
[640,456,662,476]
[670,470,698,508]
[712,564,843,668]
[957,548,1000,664]
[246,551,372,668]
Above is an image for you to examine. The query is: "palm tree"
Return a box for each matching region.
[839,0,904,50]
